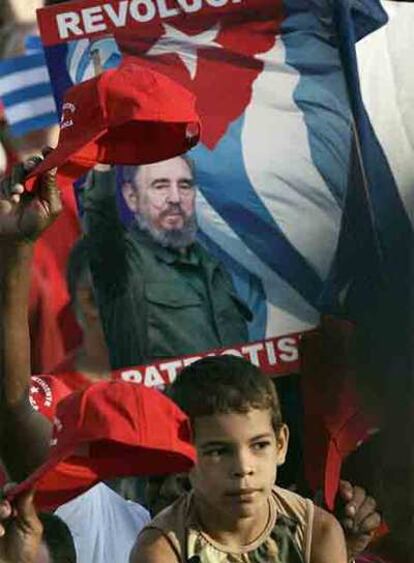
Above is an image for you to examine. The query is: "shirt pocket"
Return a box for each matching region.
[145,282,203,309]
[144,282,210,357]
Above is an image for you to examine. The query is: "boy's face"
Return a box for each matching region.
[190,408,288,519]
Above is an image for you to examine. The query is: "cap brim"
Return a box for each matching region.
[7,439,195,511]
[24,129,107,191]
[6,444,76,509]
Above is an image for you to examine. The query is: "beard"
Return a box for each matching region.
[135,207,198,250]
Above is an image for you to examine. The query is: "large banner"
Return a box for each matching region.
[36,0,394,378]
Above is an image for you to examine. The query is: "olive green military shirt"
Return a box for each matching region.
[84,169,251,370]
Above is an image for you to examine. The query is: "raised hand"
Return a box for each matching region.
[0,157,62,243]
[0,487,43,563]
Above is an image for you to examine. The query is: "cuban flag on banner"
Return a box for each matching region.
[66,37,122,84]
[0,51,58,137]
[39,0,413,342]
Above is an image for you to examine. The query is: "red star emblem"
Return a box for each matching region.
[115,1,283,148]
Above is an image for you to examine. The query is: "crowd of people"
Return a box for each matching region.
[0,1,411,562]
[0,155,399,563]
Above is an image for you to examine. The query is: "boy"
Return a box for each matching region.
[131,355,347,562]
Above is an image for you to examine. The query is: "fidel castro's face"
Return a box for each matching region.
[135,156,196,232]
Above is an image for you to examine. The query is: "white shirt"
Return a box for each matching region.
[55,483,150,563]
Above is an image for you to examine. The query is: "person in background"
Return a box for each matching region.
[47,235,111,381]
[0,159,382,562]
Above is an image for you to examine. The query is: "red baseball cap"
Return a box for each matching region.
[300,317,379,510]
[25,61,200,189]
[8,381,195,510]
[29,374,79,422]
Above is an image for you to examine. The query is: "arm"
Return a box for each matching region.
[129,529,178,563]
[310,506,348,563]
[83,166,129,292]
[0,244,52,480]
[0,159,61,481]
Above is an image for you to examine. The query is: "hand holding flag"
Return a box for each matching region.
[0,157,62,242]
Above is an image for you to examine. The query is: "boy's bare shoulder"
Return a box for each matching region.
[310,505,347,563]
[129,527,179,563]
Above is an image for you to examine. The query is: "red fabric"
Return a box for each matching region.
[49,350,78,375]
[56,305,83,358]
[28,370,93,507]
[26,61,200,190]
[34,184,80,279]
[12,381,195,510]
[29,259,66,375]
[30,371,92,421]
[300,317,379,510]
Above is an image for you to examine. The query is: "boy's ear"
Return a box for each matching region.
[275,424,289,466]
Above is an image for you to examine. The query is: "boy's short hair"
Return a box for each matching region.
[169,355,283,433]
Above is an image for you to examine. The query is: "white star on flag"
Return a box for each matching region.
[146,23,221,80]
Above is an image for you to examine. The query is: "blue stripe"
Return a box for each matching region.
[192,115,324,308]
[282,0,354,206]
[281,0,387,209]
[0,52,47,75]
[350,0,388,41]
[333,0,412,283]
[10,111,58,137]
[2,82,53,107]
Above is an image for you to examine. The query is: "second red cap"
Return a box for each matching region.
[9,381,195,510]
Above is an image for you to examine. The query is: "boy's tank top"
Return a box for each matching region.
[141,486,314,562]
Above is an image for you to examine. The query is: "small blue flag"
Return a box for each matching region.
[0,52,58,137]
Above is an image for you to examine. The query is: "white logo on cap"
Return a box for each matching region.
[29,376,53,412]
[185,122,199,144]
[60,102,76,130]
